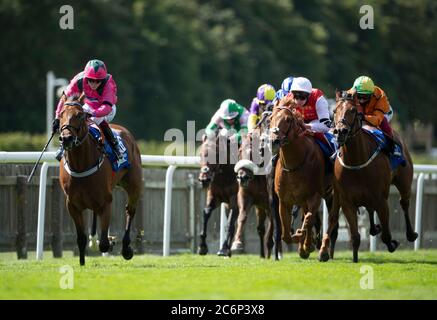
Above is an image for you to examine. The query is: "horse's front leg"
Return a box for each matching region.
[121,203,137,260]
[67,200,86,266]
[217,204,239,257]
[231,191,252,254]
[88,213,99,252]
[98,203,111,253]
[367,207,381,236]
[278,199,293,244]
[319,190,340,262]
[301,195,321,257]
[198,192,216,255]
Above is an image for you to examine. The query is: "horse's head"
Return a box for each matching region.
[198,135,220,188]
[333,90,363,146]
[269,99,305,155]
[58,96,90,151]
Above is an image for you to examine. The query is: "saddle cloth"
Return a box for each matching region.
[313,132,337,173]
[88,126,130,172]
[362,127,405,170]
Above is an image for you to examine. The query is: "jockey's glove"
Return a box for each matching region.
[52,118,60,134]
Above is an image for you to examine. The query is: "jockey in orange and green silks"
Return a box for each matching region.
[348,75,403,159]
[205,99,249,144]
[248,84,276,132]
[348,76,391,130]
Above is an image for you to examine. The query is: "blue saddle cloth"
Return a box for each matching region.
[89,126,130,172]
[313,132,337,173]
[362,128,405,170]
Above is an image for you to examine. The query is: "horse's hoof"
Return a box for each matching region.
[370,224,382,236]
[299,250,310,259]
[407,232,418,242]
[217,248,231,257]
[122,247,134,260]
[388,240,399,253]
[197,245,208,255]
[230,240,244,253]
[99,239,110,253]
[80,257,85,266]
[318,251,330,262]
[304,243,315,253]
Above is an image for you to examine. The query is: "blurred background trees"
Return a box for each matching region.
[1,0,436,143]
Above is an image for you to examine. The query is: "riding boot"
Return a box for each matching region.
[55,145,64,161]
[99,121,123,160]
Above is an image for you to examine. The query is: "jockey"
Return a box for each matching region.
[348,75,400,156]
[274,76,294,104]
[52,59,122,161]
[205,99,249,144]
[286,77,331,133]
[248,84,276,133]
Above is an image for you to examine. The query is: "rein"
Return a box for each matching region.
[335,100,381,170]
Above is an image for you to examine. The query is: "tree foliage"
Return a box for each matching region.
[0,0,435,140]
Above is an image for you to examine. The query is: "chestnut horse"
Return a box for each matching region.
[270,99,333,259]
[232,127,275,258]
[58,97,143,265]
[320,91,417,263]
[197,133,239,257]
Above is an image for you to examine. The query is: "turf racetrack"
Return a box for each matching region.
[1,250,436,299]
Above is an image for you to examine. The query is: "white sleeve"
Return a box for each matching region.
[308,96,331,133]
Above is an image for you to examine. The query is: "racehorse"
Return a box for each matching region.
[197,133,239,257]
[232,102,284,260]
[232,127,274,258]
[57,96,143,265]
[320,91,417,262]
[270,98,333,259]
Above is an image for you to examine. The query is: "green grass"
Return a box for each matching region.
[1,249,437,300]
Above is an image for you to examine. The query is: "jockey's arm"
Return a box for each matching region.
[365,93,390,127]
[307,95,331,133]
[55,75,82,118]
[93,102,113,118]
[55,94,67,119]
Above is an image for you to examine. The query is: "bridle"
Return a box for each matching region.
[270,106,307,172]
[270,107,296,147]
[334,99,382,170]
[334,100,363,142]
[60,101,90,147]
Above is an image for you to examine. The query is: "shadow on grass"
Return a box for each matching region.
[329,251,437,265]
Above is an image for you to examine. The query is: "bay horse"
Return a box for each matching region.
[58,96,143,265]
[232,105,284,260]
[270,98,333,259]
[197,133,239,257]
[232,127,274,258]
[320,91,417,263]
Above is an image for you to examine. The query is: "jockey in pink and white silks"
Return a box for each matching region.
[52,59,122,160]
